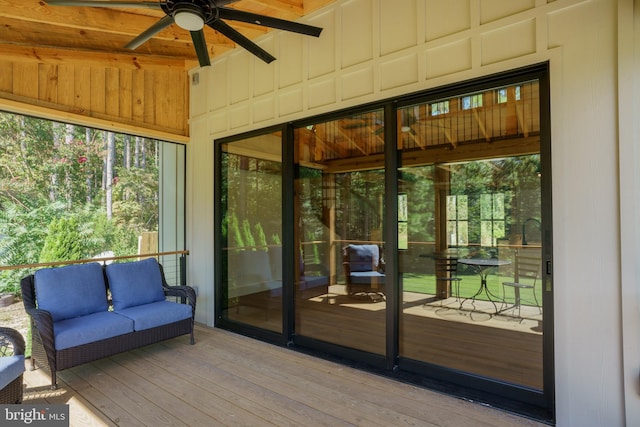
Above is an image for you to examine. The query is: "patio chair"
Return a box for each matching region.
[434,255,462,305]
[0,327,25,404]
[501,253,542,317]
[343,244,385,302]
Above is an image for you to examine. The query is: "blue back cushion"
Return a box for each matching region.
[106,258,166,310]
[34,263,108,322]
[348,245,380,272]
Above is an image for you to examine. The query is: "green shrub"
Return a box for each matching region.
[0,202,65,296]
[271,233,281,245]
[242,219,256,249]
[254,222,267,250]
[39,216,84,263]
[227,214,244,248]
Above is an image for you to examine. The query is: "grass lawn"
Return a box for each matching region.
[402,272,542,306]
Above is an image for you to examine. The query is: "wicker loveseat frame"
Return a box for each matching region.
[21,259,196,389]
[0,327,25,404]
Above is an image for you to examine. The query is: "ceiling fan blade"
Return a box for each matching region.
[190,30,211,67]
[217,8,323,37]
[125,15,174,50]
[208,19,276,64]
[214,0,241,5]
[46,0,163,8]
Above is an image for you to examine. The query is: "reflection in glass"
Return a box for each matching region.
[217,79,546,395]
[398,81,544,391]
[294,111,387,355]
[220,133,283,332]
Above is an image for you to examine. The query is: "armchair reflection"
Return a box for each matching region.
[342,244,385,302]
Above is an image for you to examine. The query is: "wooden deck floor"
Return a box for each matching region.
[22,325,547,427]
[233,290,544,389]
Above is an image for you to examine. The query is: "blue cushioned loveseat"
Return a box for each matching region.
[21,258,196,389]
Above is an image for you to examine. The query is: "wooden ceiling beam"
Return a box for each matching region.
[0,20,208,58]
[0,0,258,47]
[0,0,336,68]
[0,1,176,40]
[0,95,190,144]
[235,0,305,18]
[473,108,491,142]
[0,42,191,70]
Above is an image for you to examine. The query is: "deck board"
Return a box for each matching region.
[23,325,547,427]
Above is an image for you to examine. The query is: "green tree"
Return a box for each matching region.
[227,213,244,248]
[242,219,256,249]
[0,202,65,295]
[0,111,166,293]
[254,222,267,250]
[39,217,85,263]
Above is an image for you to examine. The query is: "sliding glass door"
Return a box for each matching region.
[219,131,283,333]
[293,111,387,356]
[397,80,545,392]
[216,65,553,418]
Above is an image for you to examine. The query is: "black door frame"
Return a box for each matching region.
[214,63,554,424]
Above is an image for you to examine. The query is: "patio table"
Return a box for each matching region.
[458,258,511,314]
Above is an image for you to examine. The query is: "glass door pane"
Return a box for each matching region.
[294,111,386,355]
[220,132,283,332]
[398,81,544,390]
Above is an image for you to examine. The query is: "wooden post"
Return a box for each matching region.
[434,166,451,298]
[138,231,158,260]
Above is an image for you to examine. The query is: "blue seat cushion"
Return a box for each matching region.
[301,275,329,290]
[0,355,25,390]
[350,271,385,285]
[54,311,134,350]
[35,263,108,322]
[106,258,166,310]
[115,301,192,331]
[348,245,380,272]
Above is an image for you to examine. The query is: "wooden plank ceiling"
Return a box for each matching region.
[0,0,335,70]
[0,1,335,141]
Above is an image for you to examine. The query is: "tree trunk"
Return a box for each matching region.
[85,128,92,203]
[124,134,131,170]
[141,137,147,169]
[106,131,115,220]
[102,131,107,192]
[50,122,63,202]
[134,136,141,168]
[64,124,74,208]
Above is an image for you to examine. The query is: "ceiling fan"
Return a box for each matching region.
[45,0,323,67]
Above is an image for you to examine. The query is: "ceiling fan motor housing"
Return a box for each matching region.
[163,0,218,28]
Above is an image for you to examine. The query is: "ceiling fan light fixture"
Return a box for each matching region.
[174,8,205,32]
